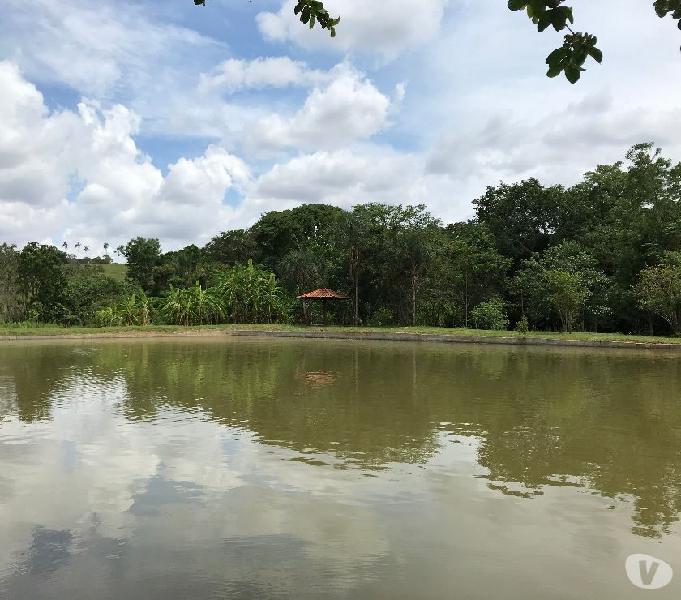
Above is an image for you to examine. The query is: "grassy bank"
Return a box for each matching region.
[1,323,681,347]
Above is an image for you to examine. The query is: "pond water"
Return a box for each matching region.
[1,337,680,599]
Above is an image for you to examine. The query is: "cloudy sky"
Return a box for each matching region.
[1,0,681,253]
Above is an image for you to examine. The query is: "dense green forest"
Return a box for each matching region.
[2,143,681,335]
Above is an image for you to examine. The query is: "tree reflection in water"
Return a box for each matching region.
[1,338,680,538]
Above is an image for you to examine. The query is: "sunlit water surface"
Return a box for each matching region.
[1,337,680,599]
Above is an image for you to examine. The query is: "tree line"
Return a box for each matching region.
[2,143,681,335]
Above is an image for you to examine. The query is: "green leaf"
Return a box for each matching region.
[546,47,567,66]
[537,13,552,31]
[546,64,562,78]
[565,65,581,84]
[588,46,603,63]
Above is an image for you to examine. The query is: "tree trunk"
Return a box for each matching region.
[354,271,359,326]
[464,271,469,328]
[350,247,360,326]
[411,267,417,327]
[562,310,571,333]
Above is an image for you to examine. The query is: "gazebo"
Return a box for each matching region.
[297,288,350,324]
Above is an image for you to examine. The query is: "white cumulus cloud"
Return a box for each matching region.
[257,0,450,60]
[252,148,424,207]
[0,61,251,250]
[248,64,393,153]
[0,0,219,100]
[199,57,330,93]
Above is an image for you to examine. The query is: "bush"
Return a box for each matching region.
[64,267,127,325]
[161,284,223,326]
[94,293,150,327]
[214,260,288,324]
[95,307,121,328]
[470,297,509,331]
[515,315,530,334]
[367,307,394,327]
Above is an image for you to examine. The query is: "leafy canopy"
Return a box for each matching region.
[509,1,681,83]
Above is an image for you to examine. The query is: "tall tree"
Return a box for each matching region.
[636,251,681,335]
[474,179,565,265]
[251,204,344,270]
[18,243,68,322]
[205,229,258,266]
[545,270,589,332]
[342,203,409,325]
[0,244,23,323]
[63,266,127,326]
[512,241,608,331]
[336,209,375,325]
[442,222,511,328]
[568,144,681,330]
[155,244,208,291]
[278,247,329,295]
[117,237,162,293]
[390,205,442,326]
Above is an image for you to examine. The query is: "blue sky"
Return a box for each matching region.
[1,0,681,254]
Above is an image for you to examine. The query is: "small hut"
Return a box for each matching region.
[297,288,349,324]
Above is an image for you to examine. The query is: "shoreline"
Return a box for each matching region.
[1,326,681,350]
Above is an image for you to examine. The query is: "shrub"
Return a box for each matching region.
[470,297,509,331]
[161,284,223,326]
[635,251,681,335]
[94,293,151,327]
[367,307,394,327]
[515,315,530,334]
[214,260,288,324]
[95,307,121,328]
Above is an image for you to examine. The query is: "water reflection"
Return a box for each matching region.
[1,338,681,599]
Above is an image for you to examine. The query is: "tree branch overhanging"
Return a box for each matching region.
[194,1,681,84]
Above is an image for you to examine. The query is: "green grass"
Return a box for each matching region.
[1,323,681,345]
[100,263,127,282]
[0,324,227,337]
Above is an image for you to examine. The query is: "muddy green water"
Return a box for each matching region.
[0,338,680,599]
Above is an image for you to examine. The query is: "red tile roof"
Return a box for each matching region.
[297,288,350,300]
